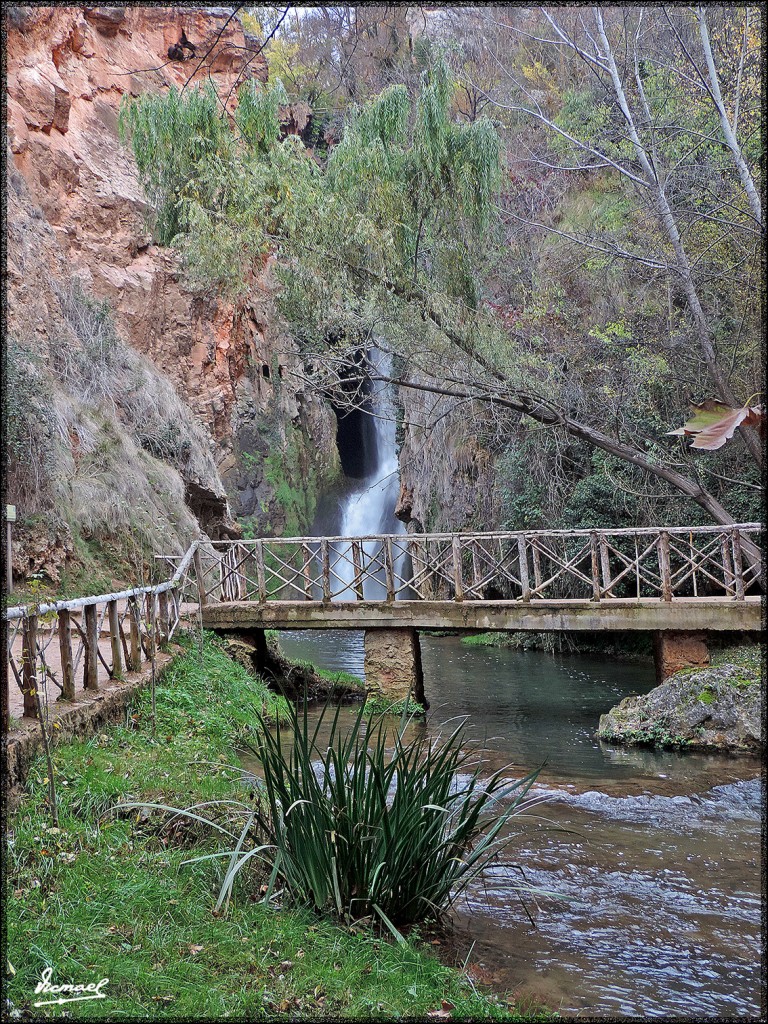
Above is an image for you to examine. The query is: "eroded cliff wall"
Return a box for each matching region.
[396,382,499,535]
[6,5,338,587]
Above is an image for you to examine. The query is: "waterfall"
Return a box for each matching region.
[334,348,405,600]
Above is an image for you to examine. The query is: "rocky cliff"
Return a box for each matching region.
[396,381,499,535]
[6,6,338,588]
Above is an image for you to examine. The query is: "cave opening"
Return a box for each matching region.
[331,348,378,480]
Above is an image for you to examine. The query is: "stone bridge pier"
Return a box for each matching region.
[364,628,428,709]
[653,630,710,684]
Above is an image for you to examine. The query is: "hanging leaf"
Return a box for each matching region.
[667,400,765,450]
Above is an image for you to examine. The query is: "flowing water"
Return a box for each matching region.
[312,348,406,600]
[273,631,764,1018]
[277,354,764,1017]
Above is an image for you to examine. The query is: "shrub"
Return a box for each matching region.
[241,699,540,934]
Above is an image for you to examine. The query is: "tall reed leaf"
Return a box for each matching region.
[244,699,541,929]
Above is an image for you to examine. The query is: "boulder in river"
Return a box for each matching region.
[597,650,762,754]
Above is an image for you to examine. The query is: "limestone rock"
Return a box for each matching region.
[597,664,762,754]
[83,7,126,36]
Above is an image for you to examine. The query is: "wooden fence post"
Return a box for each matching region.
[107,600,123,678]
[721,533,735,596]
[193,545,208,606]
[22,614,39,718]
[128,596,141,671]
[452,537,464,602]
[658,531,672,602]
[590,532,601,601]
[321,540,331,602]
[58,610,75,700]
[731,529,745,600]
[599,534,612,597]
[351,541,364,601]
[84,604,99,690]
[385,538,396,602]
[255,540,267,603]
[158,590,169,644]
[517,536,530,601]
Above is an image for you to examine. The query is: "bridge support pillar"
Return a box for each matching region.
[653,630,709,685]
[364,628,427,709]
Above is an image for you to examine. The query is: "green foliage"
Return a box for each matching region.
[234,77,288,150]
[6,340,56,504]
[362,696,426,718]
[262,421,321,535]
[231,699,542,931]
[605,725,693,750]
[119,84,228,244]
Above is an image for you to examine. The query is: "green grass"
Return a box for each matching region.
[461,631,653,660]
[363,695,426,717]
[6,631,553,1021]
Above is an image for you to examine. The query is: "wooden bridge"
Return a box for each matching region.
[6,524,762,719]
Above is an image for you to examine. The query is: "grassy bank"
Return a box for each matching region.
[7,632,552,1021]
[460,631,653,661]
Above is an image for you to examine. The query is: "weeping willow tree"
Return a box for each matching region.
[119,59,758,532]
[119,59,500,311]
[119,78,293,292]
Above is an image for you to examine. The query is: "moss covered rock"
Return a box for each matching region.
[597,650,762,754]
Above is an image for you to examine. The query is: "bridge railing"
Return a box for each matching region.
[6,524,761,723]
[200,524,762,606]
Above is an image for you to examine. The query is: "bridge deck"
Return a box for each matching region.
[201,596,763,633]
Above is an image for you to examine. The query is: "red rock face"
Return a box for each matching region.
[6,5,272,447]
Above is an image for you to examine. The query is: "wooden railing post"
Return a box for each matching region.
[193,545,208,606]
[384,538,396,602]
[84,604,99,690]
[158,591,169,644]
[302,543,313,600]
[590,532,601,601]
[255,540,267,603]
[58,609,75,700]
[351,541,364,601]
[127,596,141,671]
[517,536,530,601]
[452,536,464,602]
[321,540,331,603]
[107,600,123,678]
[658,531,672,602]
[599,534,612,598]
[22,614,39,718]
[146,596,157,661]
[721,533,735,596]
[731,529,745,600]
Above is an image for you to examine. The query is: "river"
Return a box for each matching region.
[272,629,764,1019]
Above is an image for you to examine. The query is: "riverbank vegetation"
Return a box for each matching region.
[461,631,653,661]
[7,633,553,1020]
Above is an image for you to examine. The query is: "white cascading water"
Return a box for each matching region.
[334,348,405,600]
